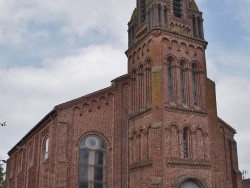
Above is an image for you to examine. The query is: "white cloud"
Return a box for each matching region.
[0,44,127,161]
[0,0,135,45]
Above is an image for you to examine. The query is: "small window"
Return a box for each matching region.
[78,135,107,188]
[180,63,186,103]
[29,147,33,167]
[173,0,182,18]
[192,65,198,105]
[183,128,189,158]
[167,59,173,101]
[18,154,22,173]
[44,138,49,160]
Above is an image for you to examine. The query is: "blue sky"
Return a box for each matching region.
[0,0,250,177]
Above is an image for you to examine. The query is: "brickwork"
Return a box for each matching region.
[3,0,242,188]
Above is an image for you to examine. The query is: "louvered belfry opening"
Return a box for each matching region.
[173,0,182,18]
[140,0,146,23]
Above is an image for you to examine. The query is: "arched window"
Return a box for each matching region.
[197,17,203,39]
[18,154,22,173]
[158,4,162,26]
[29,147,33,167]
[44,138,49,160]
[164,7,168,26]
[180,180,200,188]
[192,64,198,105]
[192,15,197,38]
[167,59,173,101]
[79,135,107,188]
[173,0,182,18]
[183,128,189,158]
[180,63,186,103]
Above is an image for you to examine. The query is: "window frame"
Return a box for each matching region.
[43,137,49,161]
[78,135,107,188]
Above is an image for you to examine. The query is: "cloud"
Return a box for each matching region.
[0,44,127,160]
[0,0,135,45]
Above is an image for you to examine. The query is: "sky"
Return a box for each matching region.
[0,0,250,178]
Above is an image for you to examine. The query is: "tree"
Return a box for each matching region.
[0,164,5,188]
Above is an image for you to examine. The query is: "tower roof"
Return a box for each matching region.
[189,0,199,11]
[130,8,137,21]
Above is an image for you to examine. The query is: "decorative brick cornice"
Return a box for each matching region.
[164,104,207,116]
[130,159,152,170]
[166,158,211,170]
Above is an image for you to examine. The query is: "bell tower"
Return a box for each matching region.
[125,0,217,187]
[126,0,242,188]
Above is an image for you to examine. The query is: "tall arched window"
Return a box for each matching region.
[180,63,186,103]
[79,135,107,188]
[192,15,197,38]
[164,7,168,26]
[197,17,202,39]
[29,147,33,167]
[192,64,198,105]
[183,128,189,158]
[44,138,49,160]
[168,59,173,101]
[158,4,162,26]
[18,154,22,173]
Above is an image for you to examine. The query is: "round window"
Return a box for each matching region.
[86,136,99,149]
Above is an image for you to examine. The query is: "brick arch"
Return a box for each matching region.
[133,51,137,63]
[137,47,142,59]
[190,61,202,71]
[170,124,180,158]
[161,37,170,43]
[171,40,179,50]
[194,126,205,133]
[142,43,147,56]
[174,175,208,188]
[196,128,205,159]
[138,63,144,70]
[179,58,189,67]
[147,39,154,52]
[145,57,152,66]
[196,46,204,54]
[82,102,91,112]
[188,44,195,55]
[163,54,178,65]
[73,106,82,124]
[76,131,111,150]
[180,42,188,53]
[219,126,225,135]
[182,125,192,132]
[97,96,107,108]
[90,99,98,111]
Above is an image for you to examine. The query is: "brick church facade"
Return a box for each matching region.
[3,0,242,187]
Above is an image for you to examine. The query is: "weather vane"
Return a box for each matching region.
[242,170,249,179]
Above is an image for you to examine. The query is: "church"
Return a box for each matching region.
[2,0,242,187]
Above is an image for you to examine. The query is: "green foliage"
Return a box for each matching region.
[0,164,5,188]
